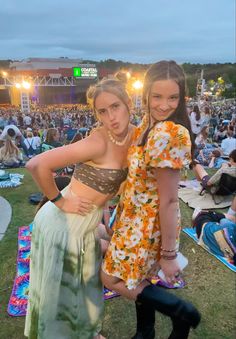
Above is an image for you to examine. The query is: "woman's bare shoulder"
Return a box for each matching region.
[88,127,107,149]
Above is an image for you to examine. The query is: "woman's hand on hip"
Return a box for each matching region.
[55,196,94,215]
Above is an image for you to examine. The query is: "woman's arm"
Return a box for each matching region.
[155,167,181,282]
[208,156,215,168]
[26,132,106,213]
[207,166,225,186]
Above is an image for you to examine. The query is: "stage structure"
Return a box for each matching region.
[0,58,101,111]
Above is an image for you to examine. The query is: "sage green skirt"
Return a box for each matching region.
[24,187,104,339]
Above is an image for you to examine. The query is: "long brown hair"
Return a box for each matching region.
[139,60,195,158]
[45,128,59,144]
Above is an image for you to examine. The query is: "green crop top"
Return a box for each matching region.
[73,162,128,194]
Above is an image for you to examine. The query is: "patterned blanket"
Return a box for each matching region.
[0,173,24,188]
[8,225,185,317]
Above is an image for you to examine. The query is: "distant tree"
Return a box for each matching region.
[0,60,12,69]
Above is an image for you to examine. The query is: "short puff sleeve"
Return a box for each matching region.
[144,121,192,169]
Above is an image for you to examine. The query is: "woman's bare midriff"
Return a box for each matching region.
[66,176,114,207]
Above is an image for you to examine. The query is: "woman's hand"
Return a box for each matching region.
[55,196,94,215]
[159,257,181,284]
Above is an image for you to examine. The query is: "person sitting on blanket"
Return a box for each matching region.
[193,149,236,191]
[192,197,236,265]
[0,136,24,167]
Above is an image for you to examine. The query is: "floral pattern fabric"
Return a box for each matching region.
[102,118,192,289]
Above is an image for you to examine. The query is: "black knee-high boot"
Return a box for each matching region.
[131,301,155,339]
[136,285,201,339]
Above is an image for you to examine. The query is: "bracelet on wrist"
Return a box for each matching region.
[50,192,63,203]
[161,248,178,253]
[160,246,178,253]
[161,253,178,260]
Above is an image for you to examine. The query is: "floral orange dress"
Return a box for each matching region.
[102,117,192,290]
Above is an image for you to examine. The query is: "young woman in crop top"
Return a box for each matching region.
[24,77,135,339]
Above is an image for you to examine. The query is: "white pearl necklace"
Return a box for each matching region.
[107,130,129,146]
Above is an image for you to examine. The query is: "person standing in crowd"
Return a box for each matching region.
[24,77,134,339]
[101,60,201,339]
[0,124,24,142]
[201,106,211,128]
[190,104,203,139]
[0,125,28,156]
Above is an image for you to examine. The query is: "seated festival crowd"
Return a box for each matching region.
[0,66,235,339]
[1,99,235,260]
[0,100,235,167]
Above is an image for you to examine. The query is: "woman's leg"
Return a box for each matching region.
[101,271,154,339]
[101,270,148,300]
[101,270,200,339]
[131,301,156,339]
[193,164,208,181]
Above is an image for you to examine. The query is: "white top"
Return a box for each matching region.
[24,137,40,150]
[32,136,41,148]
[0,125,23,140]
[23,115,32,126]
[221,137,236,155]
[190,112,204,135]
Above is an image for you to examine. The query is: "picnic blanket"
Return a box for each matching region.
[8,225,185,317]
[0,163,25,170]
[179,179,201,189]
[182,228,236,272]
[178,187,232,209]
[0,172,24,188]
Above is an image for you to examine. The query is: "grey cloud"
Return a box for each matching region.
[0,0,234,63]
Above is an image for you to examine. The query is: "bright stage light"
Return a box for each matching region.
[22,81,31,89]
[15,83,21,89]
[132,80,143,90]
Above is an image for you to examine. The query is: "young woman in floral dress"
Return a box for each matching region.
[101,61,201,339]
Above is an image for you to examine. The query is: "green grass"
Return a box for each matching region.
[0,169,235,339]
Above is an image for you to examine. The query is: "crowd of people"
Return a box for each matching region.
[0,103,143,167]
[0,93,235,168]
[0,61,235,339]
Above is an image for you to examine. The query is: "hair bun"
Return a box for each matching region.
[114,71,128,85]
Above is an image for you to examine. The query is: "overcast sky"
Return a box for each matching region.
[0,0,235,64]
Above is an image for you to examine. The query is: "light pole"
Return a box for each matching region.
[132,80,143,109]
[15,81,32,113]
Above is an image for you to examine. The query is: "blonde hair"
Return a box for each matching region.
[87,78,130,116]
[1,138,21,158]
[26,131,33,138]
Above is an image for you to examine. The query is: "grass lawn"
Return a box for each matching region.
[0,168,235,339]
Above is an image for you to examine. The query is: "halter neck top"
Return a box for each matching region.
[73,162,128,194]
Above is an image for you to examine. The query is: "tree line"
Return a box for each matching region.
[1,59,235,98]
